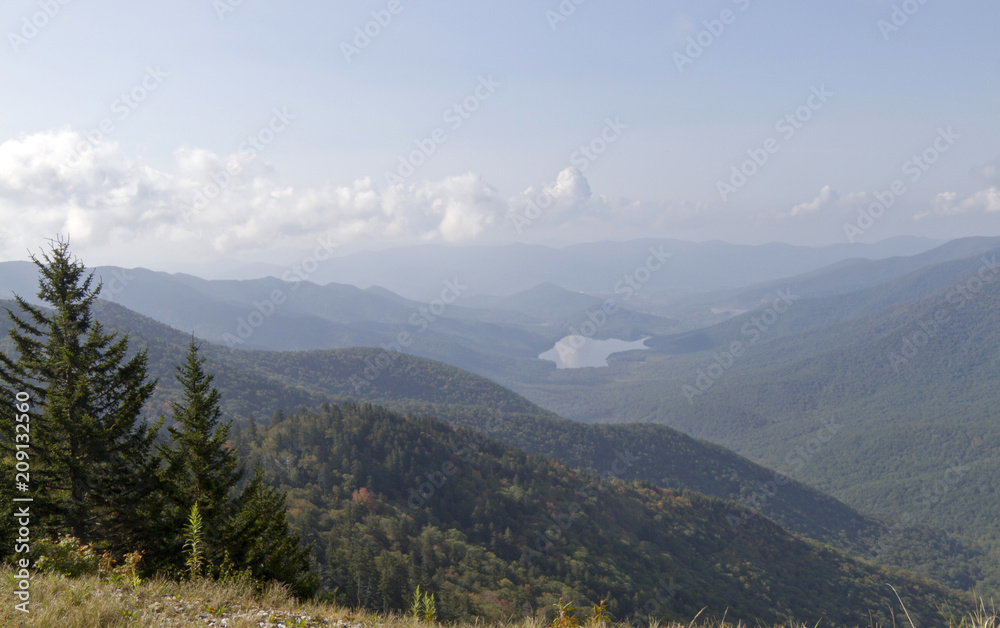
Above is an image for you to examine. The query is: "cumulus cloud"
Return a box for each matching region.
[917,187,1000,220]
[0,129,508,259]
[786,185,836,216]
[506,166,705,238]
[0,129,709,262]
[0,129,180,251]
[779,185,871,218]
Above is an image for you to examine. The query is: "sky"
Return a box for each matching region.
[1,0,998,268]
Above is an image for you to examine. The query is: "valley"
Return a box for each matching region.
[2,236,999,623]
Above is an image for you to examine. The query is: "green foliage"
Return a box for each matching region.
[67,583,92,605]
[160,342,314,596]
[33,535,100,577]
[0,242,315,600]
[221,463,317,599]
[33,535,144,589]
[157,341,244,576]
[551,598,579,628]
[205,603,228,617]
[161,340,243,526]
[410,586,423,620]
[233,401,973,626]
[0,238,162,558]
[589,599,609,625]
[217,549,257,591]
[100,550,144,589]
[183,502,205,579]
[410,585,438,623]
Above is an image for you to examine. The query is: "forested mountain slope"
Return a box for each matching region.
[231,402,972,626]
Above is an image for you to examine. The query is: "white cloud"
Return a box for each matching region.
[507,167,706,238]
[0,129,509,259]
[0,129,710,262]
[786,185,836,216]
[922,187,1000,219]
[0,129,180,251]
[779,185,871,218]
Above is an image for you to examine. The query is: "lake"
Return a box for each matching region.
[539,336,650,369]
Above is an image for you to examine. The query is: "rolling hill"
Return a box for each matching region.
[230,401,973,625]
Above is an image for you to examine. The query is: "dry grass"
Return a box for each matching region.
[0,567,995,628]
[0,566,354,627]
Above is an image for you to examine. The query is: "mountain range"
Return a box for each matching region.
[2,235,999,621]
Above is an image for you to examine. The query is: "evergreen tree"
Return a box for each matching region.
[163,343,315,593]
[0,238,162,555]
[160,340,243,569]
[223,463,317,598]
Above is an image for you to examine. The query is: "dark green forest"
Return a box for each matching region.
[229,401,973,625]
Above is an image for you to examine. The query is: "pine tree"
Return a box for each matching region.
[160,340,243,569]
[0,238,162,555]
[163,343,315,593]
[223,463,317,598]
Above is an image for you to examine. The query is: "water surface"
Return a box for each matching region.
[539,336,649,369]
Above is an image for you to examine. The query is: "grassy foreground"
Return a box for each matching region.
[0,566,996,628]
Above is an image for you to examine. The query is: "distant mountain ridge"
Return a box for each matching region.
[288,237,941,301]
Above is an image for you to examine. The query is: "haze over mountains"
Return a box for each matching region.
[3,235,1000,622]
[160,237,942,301]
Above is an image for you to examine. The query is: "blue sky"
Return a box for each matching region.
[1,0,998,267]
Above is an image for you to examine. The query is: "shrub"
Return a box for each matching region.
[100,550,144,589]
[33,535,100,578]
